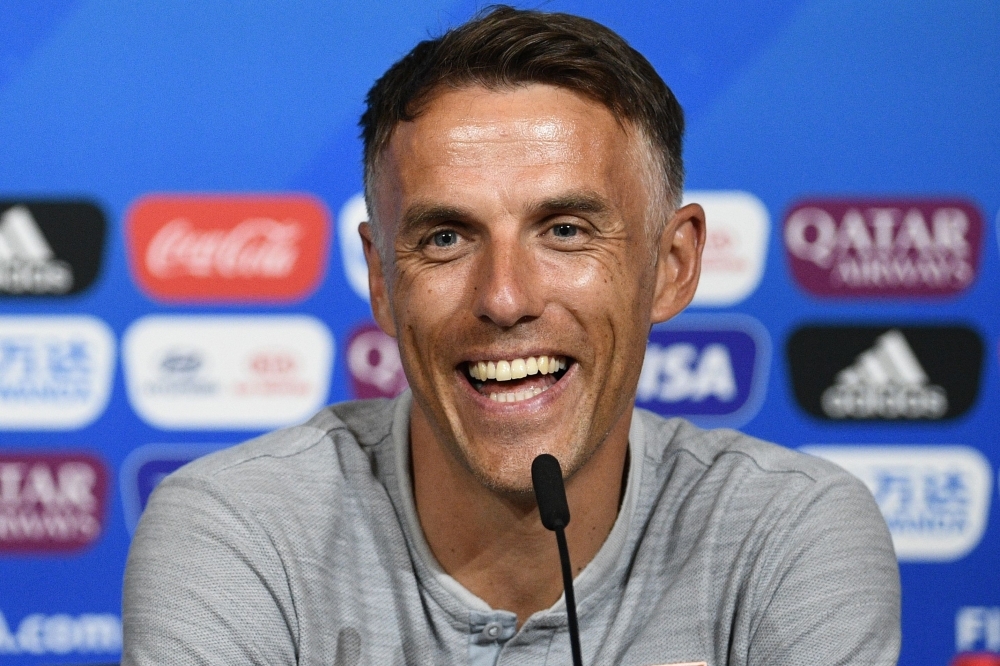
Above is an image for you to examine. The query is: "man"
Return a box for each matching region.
[123,7,900,665]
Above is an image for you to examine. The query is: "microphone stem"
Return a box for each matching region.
[555,527,583,666]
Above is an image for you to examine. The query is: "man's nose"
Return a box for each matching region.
[472,237,545,328]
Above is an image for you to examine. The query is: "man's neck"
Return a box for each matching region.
[409,409,632,625]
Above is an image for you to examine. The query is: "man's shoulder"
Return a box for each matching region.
[166,397,398,488]
[636,408,863,494]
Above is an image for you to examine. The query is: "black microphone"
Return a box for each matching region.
[531,454,583,666]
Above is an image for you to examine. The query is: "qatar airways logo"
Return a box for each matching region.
[0,453,108,553]
[127,194,329,302]
[346,323,408,399]
[784,199,982,297]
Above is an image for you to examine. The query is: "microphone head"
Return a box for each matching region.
[531,453,571,531]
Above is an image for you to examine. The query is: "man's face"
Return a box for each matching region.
[366,84,698,494]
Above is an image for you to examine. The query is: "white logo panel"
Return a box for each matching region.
[123,315,333,429]
[802,445,992,561]
[338,192,370,301]
[683,191,769,306]
[0,316,115,429]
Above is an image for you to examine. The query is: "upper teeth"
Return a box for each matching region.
[468,356,567,382]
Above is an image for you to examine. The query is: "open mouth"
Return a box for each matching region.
[462,355,572,403]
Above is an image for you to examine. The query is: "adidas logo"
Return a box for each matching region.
[820,329,948,419]
[0,205,73,294]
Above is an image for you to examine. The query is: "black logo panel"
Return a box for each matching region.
[0,200,106,296]
[787,325,983,421]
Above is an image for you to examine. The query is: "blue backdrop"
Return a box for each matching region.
[0,1,998,664]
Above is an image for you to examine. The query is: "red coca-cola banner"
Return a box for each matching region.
[126,194,330,302]
[0,452,108,553]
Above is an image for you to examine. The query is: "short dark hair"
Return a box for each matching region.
[360,5,685,232]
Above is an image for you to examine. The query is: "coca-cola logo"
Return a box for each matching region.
[347,323,408,399]
[784,199,982,297]
[127,194,329,302]
[0,452,108,553]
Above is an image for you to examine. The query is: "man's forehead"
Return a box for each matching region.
[386,84,628,161]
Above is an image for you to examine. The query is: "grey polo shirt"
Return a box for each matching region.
[123,391,900,665]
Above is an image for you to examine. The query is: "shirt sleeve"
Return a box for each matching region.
[121,473,298,666]
[745,472,901,666]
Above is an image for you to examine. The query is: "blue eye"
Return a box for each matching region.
[431,230,458,247]
[552,224,577,238]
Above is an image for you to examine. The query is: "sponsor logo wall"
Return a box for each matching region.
[0,6,997,665]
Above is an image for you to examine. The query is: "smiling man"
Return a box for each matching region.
[123,7,900,666]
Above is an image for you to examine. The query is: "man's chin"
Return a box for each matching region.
[453,428,586,498]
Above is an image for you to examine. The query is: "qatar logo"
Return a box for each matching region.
[0,452,108,553]
[346,323,407,399]
[784,199,982,297]
[636,315,770,428]
[120,443,228,533]
[123,315,334,429]
[126,194,329,302]
[802,446,992,562]
[683,191,769,307]
[0,316,116,430]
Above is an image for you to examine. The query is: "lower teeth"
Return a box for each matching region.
[489,386,546,403]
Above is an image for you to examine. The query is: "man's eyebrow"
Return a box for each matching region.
[528,193,609,217]
[399,204,472,234]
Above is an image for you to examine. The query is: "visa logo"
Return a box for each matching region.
[636,316,769,428]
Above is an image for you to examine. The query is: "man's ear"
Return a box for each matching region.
[650,203,707,324]
[359,222,398,338]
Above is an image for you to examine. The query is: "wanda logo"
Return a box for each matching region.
[127,194,329,302]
